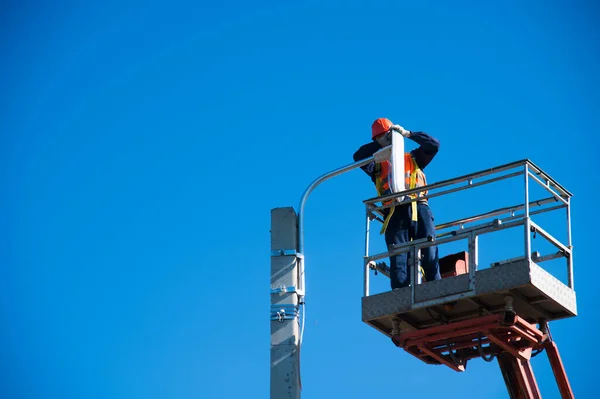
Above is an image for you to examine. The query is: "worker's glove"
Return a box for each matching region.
[391,124,411,138]
[375,130,392,147]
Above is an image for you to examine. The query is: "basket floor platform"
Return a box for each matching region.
[362,259,577,337]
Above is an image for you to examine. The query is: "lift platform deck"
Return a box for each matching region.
[362,257,577,337]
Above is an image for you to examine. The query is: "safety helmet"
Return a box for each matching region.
[371,118,393,140]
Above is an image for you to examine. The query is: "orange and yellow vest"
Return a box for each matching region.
[375,153,428,234]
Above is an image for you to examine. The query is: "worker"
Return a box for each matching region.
[354,117,442,289]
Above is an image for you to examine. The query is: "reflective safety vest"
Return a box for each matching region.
[375,153,428,234]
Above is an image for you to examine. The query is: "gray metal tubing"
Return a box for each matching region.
[437,220,502,240]
[364,159,531,205]
[527,171,569,205]
[410,247,419,305]
[365,235,435,263]
[526,161,573,197]
[498,204,566,225]
[534,252,567,264]
[364,206,371,258]
[437,202,566,239]
[364,207,371,297]
[529,220,572,256]
[566,197,574,289]
[364,159,571,210]
[415,219,524,254]
[418,170,525,203]
[365,170,524,211]
[436,196,559,232]
[524,164,531,262]
[436,203,565,239]
[468,232,478,291]
[566,197,573,249]
[362,159,574,296]
[370,188,562,236]
[365,219,525,263]
[363,261,370,297]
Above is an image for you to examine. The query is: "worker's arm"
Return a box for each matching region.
[353,141,381,181]
[408,131,440,170]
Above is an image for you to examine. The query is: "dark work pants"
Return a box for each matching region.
[384,202,441,289]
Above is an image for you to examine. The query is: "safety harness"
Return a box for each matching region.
[377,154,426,234]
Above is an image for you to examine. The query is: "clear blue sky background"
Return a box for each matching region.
[2,1,598,398]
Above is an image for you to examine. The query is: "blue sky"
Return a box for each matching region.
[1,1,598,398]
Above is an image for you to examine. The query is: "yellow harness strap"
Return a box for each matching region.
[409,157,426,280]
[380,206,394,234]
[409,156,420,222]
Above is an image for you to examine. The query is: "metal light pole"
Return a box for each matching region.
[270,207,301,399]
[270,157,373,398]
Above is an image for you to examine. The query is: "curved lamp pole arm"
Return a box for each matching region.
[296,156,374,296]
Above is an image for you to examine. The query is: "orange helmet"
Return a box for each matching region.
[371,118,393,139]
